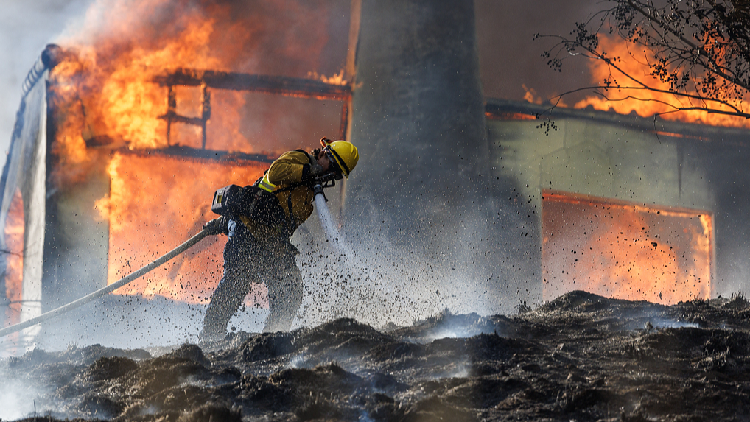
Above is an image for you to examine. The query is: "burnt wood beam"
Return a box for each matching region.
[153,69,351,100]
[157,111,205,127]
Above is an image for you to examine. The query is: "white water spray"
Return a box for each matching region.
[314,193,353,258]
[311,190,426,327]
[312,192,388,319]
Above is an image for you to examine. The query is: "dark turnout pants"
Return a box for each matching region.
[201,220,303,339]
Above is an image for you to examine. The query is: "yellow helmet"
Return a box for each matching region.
[320,138,359,178]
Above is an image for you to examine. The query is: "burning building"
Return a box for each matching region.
[484,99,724,305]
[1,0,748,351]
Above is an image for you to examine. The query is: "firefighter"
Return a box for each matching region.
[200,138,359,340]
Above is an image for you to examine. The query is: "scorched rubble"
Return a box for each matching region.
[4,290,750,421]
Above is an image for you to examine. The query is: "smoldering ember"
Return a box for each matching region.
[2,1,750,421]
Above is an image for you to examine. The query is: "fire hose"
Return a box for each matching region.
[0,228,211,338]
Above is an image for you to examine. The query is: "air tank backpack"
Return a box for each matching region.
[211,184,288,228]
[212,150,312,230]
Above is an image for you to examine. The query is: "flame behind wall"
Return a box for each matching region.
[95,154,270,305]
[573,35,750,128]
[542,191,712,305]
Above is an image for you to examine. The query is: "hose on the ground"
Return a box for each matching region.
[0,228,211,338]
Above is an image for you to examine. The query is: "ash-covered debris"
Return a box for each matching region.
[3,290,750,421]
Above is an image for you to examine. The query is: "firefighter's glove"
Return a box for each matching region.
[204,217,228,236]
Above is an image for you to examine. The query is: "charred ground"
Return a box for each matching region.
[3,290,750,421]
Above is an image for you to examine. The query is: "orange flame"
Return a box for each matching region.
[542,191,712,305]
[45,0,339,305]
[575,35,750,128]
[522,84,544,105]
[49,0,336,163]
[307,69,347,86]
[50,19,224,155]
[97,153,268,305]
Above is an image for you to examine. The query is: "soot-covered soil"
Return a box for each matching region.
[3,290,750,421]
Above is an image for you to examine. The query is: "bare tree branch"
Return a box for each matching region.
[624,0,750,93]
[538,0,750,126]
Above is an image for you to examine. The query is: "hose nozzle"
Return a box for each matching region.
[313,183,326,198]
[312,173,337,200]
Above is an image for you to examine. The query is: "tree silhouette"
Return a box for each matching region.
[538,0,750,121]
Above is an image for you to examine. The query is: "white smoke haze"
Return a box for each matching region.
[0,373,47,421]
[714,243,750,300]
[0,0,93,169]
[54,0,168,47]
